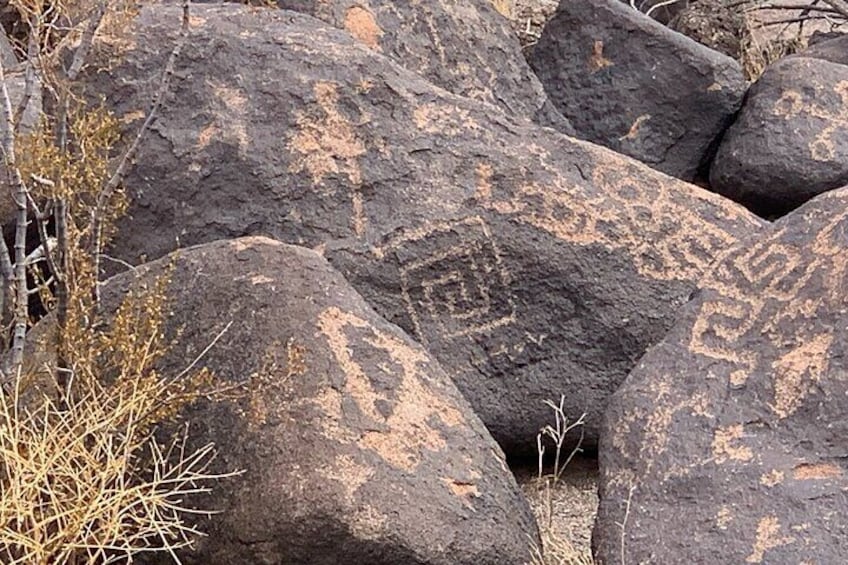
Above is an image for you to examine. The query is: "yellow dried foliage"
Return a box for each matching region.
[16,104,126,316]
[491,0,516,18]
[0,2,244,562]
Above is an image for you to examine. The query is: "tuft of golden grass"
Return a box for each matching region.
[0,268,242,564]
[0,377,237,564]
[491,0,516,18]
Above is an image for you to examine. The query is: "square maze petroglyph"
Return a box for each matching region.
[388,216,516,344]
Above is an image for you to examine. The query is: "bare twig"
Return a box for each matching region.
[11,34,38,133]
[0,54,30,378]
[65,1,107,82]
[645,0,686,18]
[617,483,637,565]
[92,0,191,306]
[173,321,233,383]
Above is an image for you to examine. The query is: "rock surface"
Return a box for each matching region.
[182,0,572,132]
[669,0,745,59]
[594,188,848,564]
[799,33,848,65]
[529,0,747,181]
[104,237,539,565]
[711,56,848,216]
[85,4,764,452]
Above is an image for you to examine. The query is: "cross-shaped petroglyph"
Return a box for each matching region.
[773,80,848,162]
[287,81,369,237]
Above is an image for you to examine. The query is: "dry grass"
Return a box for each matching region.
[0,3,244,562]
[519,458,598,565]
[739,10,808,80]
[517,396,597,565]
[0,270,241,564]
[0,379,234,564]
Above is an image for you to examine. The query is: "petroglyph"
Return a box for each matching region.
[414,103,481,136]
[773,80,848,162]
[792,462,842,480]
[377,216,517,345]
[316,307,467,472]
[319,454,375,505]
[716,506,733,529]
[588,39,613,73]
[196,79,250,155]
[689,206,848,413]
[712,425,754,464]
[770,334,833,418]
[288,81,368,237]
[746,516,795,563]
[620,114,651,141]
[442,470,482,508]
[475,158,742,282]
[343,5,383,51]
[760,469,784,487]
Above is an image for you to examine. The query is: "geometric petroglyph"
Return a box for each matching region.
[773,80,848,162]
[689,204,848,415]
[377,216,516,345]
[475,159,743,283]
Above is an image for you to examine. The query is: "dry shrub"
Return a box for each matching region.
[0,272,238,565]
[491,0,516,19]
[528,397,596,565]
[0,1,242,562]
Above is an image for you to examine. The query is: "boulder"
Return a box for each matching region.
[178,0,572,132]
[528,0,747,182]
[594,188,848,564]
[85,4,764,452]
[799,32,848,65]
[710,57,848,216]
[103,237,540,564]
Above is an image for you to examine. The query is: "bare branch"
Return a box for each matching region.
[0,53,31,377]
[11,34,38,133]
[66,1,107,82]
[92,0,191,305]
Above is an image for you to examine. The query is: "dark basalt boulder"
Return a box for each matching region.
[710,56,848,216]
[529,0,747,182]
[84,4,764,452]
[180,0,573,133]
[104,237,540,564]
[797,32,848,65]
[594,188,848,564]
